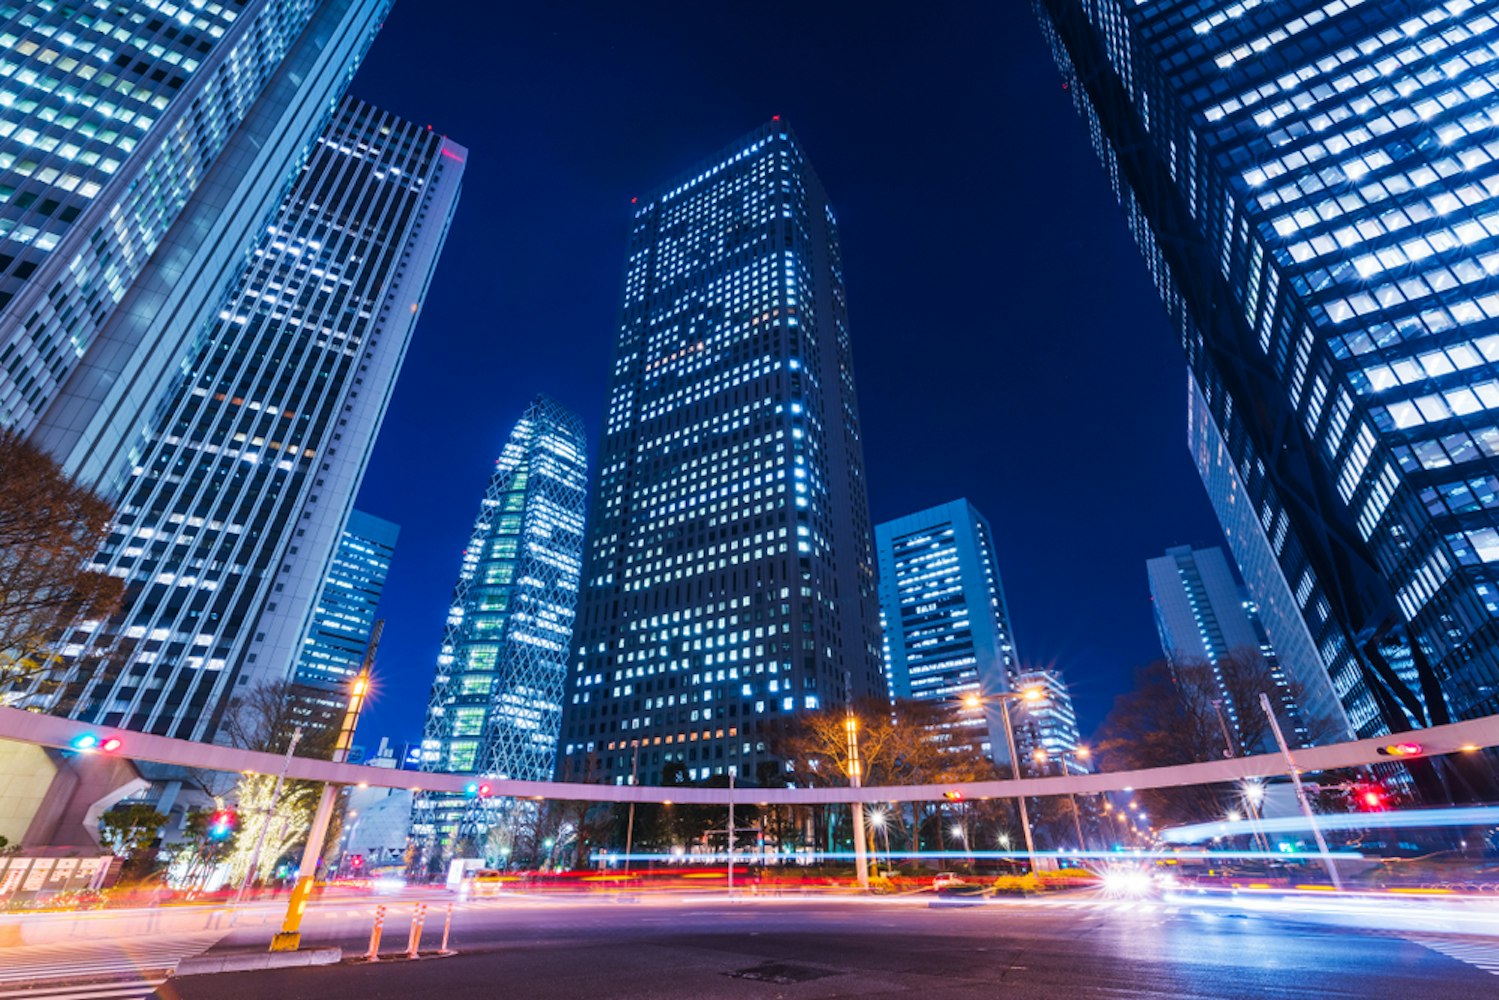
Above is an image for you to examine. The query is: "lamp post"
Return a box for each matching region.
[1034,744,1090,853]
[844,710,869,890]
[963,686,1042,873]
[867,808,892,876]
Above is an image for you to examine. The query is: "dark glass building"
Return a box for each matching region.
[1036,0,1499,736]
[558,122,885,786]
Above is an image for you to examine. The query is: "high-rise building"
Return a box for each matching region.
[1035,0,1499,736]
[1011,668,1085,776]
[1147,544,1312,749]
[413,396,588,851]
[876,499,1020,767]
[31,98,464,740]
[558,121,884,787]
[2,0,394,492]
[288,509,400,740]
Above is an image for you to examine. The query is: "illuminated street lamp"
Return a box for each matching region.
[1034,744,1091,852]
[866,808,893,876]
[962,686,1043,872]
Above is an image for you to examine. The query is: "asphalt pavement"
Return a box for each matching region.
[154,893,1499,999]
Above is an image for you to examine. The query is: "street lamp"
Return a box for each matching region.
[867,808,892,876]
[961,686,1043,873]
[1034,744,1091,852]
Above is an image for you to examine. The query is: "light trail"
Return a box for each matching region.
[591,848,1366,864]
[1160,804,1499,843]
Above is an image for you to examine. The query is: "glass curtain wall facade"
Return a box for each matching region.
[414,396,588,851]
[559,121,884,787]
[1,0,394,492]
[1035,0,1499,736]
[288,509,399,740]
[31,98,464,740]
[876,499,1019,767]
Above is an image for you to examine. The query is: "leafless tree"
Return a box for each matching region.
[0,428,121,693]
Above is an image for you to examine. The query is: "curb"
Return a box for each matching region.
[176,947,343,976]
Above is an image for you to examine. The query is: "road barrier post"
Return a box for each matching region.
[366,905,386,962]
[406,902,427,959]
[439,902,454,954]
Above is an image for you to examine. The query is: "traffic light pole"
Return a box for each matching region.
[1260,692,1341,890]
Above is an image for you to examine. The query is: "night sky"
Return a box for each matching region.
[344,2,1228,754]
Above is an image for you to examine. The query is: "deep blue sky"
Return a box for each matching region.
[345,2,1227,753]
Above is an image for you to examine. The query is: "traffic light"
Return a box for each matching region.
[1376,742,1424,757]
[943,790,964,802]
[350,854,364,870]
[1352,783,1389,812]
[464,782,480,798]
[69,732,122,753]
[208,810,237,840]
[477,783,493,798]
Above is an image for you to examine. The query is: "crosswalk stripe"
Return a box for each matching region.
[0,982,168,1000]
[1406,936,1499,976]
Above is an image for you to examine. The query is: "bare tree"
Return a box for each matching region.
[0,428,121,692]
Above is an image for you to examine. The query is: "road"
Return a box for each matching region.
[137,892,1499,999]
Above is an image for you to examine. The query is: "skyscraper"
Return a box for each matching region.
[1,0,394,491]
[1147,544,1317,749]
[559,121,884,787]
[1035,0,1499,735]
[1011,668,1085,776]
[414,396,588,850]
[288,509,400,740]
[34,98,464,740]
[876,499,1020,767]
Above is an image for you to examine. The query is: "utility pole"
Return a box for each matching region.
[997,698,1037,872]
[727,770,735,895]
[1261,692,1341,889]
[271,620,381,951]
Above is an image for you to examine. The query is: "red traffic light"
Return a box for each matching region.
[1352,783,1389,812]
[100,737,122,753]
[70,732,122,753]
[478,783,492,797]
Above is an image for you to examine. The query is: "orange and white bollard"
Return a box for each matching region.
[406,901,427,959]
[439,901,455,955]
[366,905,386,962]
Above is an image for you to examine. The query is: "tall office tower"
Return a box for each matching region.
[876,499,1020,767]
[1035,0,1499,736]
[287,510,399,740]
[33,98,464,740]
[1011,668,1085,776]
[413,396,588,851]
[1,0,394,492]
[558,121,884,788]
[1147,545,1310,749]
